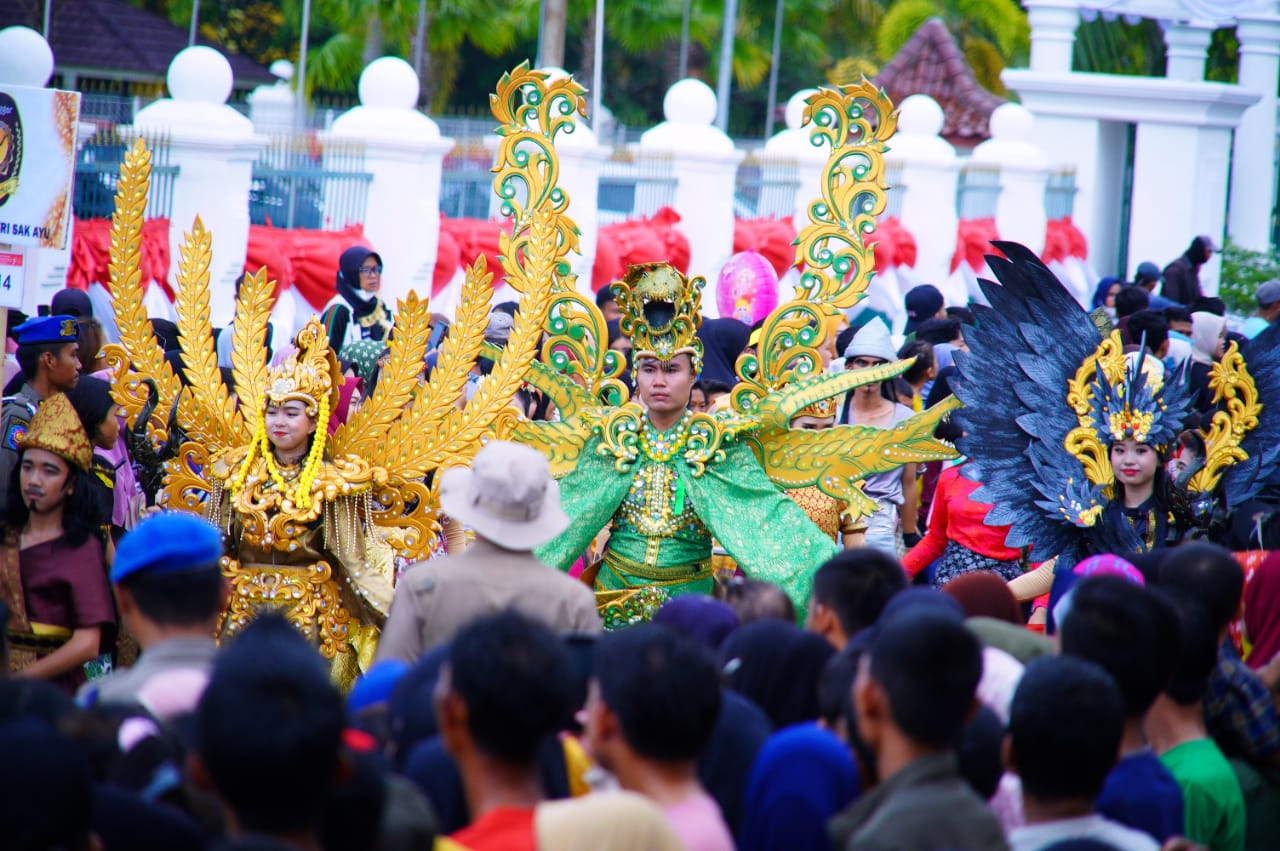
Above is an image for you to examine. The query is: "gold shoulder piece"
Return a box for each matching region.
[102,139,184,445]
[1189,341,1260,493]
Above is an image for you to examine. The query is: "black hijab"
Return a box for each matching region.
[337,246,385,321]
[697,317,750,386]
[720,619,835,729]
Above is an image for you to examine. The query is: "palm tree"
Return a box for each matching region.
[875,0,1029,94]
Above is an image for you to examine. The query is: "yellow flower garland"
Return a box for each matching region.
[230,395,330,510]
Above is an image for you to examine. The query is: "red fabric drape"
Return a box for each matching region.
[870,216,917,272]
[1044,216,1087,262]
[733,217,797,278]
[67,217,173,298]
[950,218,1001,272]
[591,207,691,291]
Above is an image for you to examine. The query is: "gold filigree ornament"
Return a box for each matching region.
[1188,341,1261,493]
[1064,331,1128,489]
[107,64,581,567]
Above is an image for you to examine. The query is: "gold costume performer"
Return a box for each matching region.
[101,65,583,683]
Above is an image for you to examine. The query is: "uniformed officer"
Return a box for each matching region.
[0,314,81,512]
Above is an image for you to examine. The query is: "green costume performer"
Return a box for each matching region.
[515,81,961,627]
[531,264,837,618]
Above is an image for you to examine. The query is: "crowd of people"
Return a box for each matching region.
[2,224,1280,851]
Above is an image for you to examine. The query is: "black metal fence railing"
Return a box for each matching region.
[440,142,497,220]
[250,133,372,230]
[600,152,677,222]
[73,127,178,220]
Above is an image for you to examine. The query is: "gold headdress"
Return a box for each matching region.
[232,319,341,510]
[614,263,704,373]
[19,392,93,472]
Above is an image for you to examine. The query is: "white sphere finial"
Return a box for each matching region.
[989,103,1033,141]
[0,26,54,87]
[359,57,419,109]
[269,59,294,82]
[898,95,945,137]
[784,89,818,131]
[168,46,234,104]
[663,79,717,125]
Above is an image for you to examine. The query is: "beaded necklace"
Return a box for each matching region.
[638,411,692,463]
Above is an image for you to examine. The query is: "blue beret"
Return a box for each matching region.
[13,315,79,345]
[348,659,410,713]
[111,511,224,584]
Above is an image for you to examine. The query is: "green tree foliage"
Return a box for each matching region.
[875,0,1029,94]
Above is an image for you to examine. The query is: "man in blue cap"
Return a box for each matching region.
[0,315,81,513]
[78,511,227,716]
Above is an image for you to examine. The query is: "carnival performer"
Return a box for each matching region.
[531,263,839,614]
[102,65,584,683]
[322,245,393,351]
[0,392,114,694]
[948,242,1198,612]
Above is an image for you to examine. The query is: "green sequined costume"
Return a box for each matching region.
[535,418,837,614]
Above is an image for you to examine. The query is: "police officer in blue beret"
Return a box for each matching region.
[78,511,227,713]
[0,315,81,513]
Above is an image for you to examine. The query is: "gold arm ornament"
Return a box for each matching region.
[1188,341,1261,493]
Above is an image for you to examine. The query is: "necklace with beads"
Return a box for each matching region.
[639,412,692,463]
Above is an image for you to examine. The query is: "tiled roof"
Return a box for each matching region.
[1,0,274,86]
[873,18,1006,144]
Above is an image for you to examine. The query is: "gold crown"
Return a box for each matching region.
[265,319,342,417]
[19,392,93,472]
[614,263,704,372]
[796,396,840,420]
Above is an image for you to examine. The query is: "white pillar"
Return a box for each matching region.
[639,79,746,291]
[1024,0,1080,74]
[133,47,263,327]
[971,104,1049,256]
[763,88,826,234]
[885,95,960,290]
[1129,121,1233,292]
[327,58,454,307]
[247,60,296,135]
[1163,21,1215,82]
[1229,15,1280,251]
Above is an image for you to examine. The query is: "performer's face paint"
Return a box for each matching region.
[20,448,72,515]
[635,355,695,420]
[1111,439,1158,489]
[265,401,318,455]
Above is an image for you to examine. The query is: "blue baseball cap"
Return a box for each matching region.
[111,511,224,584]
[13,315,79,346]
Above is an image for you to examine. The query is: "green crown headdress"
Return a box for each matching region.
[613,263,704,373]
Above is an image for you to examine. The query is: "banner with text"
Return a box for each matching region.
[0,85,81,250]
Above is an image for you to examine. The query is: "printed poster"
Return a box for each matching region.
[0,84,81,250]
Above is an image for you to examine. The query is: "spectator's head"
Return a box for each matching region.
[724,578,795,625]
[1126,309,1170,357]
[653,595,739,650]
[1161,594,1219,707]
[1114,285,1149,319]
[1059,577,1179,720]
[75,318,107,375]
[0,719,96,851]
[1191,311,1226,365]
[596,285,621,322]
[1257,279,1280,322]
[65,374,118,451]
[50,288,93,320]
[807,548,907,648]
[903,285,946,335]
[438,440,569,551]
[721,619,835,728]
[1007,655,1124,808]
[690,378,732,414]
[941,570,1022,624]
[817,648,861,740]
[853,608,982,764]
[111,512,227,647]
[1163,305,1192,336]
[587,625,721,771]
[897,339,936,387]
[13,315,80,393]
[437,610,575,769]
[914,317,965,349]
[193,614,346,839]
[1189,234,1218,265]
[1157,542,1243,637]
[1133,261,1162,293]
[1190,295,1226,317]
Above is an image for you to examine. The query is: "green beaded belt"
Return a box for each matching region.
[602,548,712,583]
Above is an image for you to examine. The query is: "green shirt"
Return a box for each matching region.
[1159,738,1246,851]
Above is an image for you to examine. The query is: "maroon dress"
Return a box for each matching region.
[1,532,115,693]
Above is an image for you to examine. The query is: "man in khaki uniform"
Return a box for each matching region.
[376,440,601,663]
